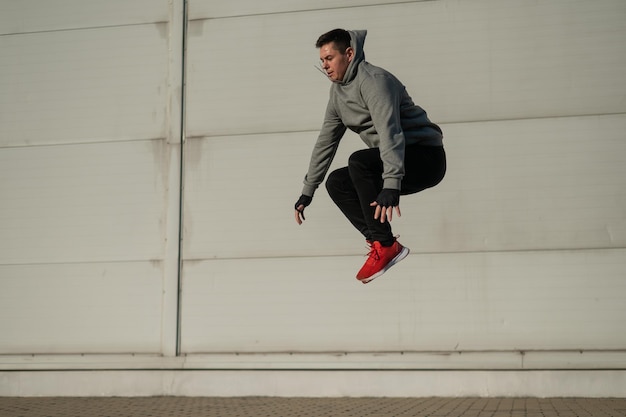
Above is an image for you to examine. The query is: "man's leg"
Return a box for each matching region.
[346,146,446,283]
[327,153,405,283]
[400,145,446,195]
[343,145,446,236]
[346,148,394,245]
[325,167,371,240]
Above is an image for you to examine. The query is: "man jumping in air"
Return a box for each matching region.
[294,29,446,283]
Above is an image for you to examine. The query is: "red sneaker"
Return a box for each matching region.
[356,240,410,283]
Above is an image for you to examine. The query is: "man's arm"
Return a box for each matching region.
[362,74,406,222]
[301,101,347,197]
[295,100,346,224]
[361,74,407,190]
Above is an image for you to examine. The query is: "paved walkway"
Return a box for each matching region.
[0,397,625,417]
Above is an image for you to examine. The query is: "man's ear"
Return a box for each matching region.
[346,47,355,62]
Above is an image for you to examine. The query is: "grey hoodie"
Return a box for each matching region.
[302,30,443,197]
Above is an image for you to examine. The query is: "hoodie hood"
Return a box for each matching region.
[339,29,367,85]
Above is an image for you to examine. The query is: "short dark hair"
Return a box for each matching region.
[315,28,351,53]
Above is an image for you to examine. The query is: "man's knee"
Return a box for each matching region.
[348,148,382,174]
[347,149,368,167]
[325,167,348,194]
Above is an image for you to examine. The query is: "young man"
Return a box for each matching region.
[294,29,446,284]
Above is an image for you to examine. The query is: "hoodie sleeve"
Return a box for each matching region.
[301,99,347,197]
[361,73,406,190]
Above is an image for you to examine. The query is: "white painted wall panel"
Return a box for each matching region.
[0,262,163,354]
[0,0,183,359]
[181,131,359,260]
[0,0,181,359]
[185,16,326,138]
[180,248,626,352]
[0,24,169,147]
[0,0,169,34]
[182,114,626,260]
[186,0,626,137]
[0,140,167,264]
[408,114,626,253]
[2,369,626,397]
[188,0,428,19]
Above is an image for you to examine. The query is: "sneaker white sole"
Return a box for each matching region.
[360,245,410,284]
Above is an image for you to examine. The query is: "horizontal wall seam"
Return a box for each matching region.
[0,21,169,37]
[188,0,438,21]
[184,112,626,140]
[0,137,168,150]
[181,246,626,263]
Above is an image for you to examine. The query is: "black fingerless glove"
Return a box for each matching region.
[375,188,400,207]
[294,194,313,211]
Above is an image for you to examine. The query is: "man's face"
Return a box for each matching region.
[319,42,353,82]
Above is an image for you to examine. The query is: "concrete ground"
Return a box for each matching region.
[0,397,625,417]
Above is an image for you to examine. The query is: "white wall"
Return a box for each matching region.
[3,370,626,398]
[1,0,626,396]
[181,0,626,361]
[0,0,183,355]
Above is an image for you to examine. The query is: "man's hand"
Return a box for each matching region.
[294,194,312,225]
[370,188,401,223]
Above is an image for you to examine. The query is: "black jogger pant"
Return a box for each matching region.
[325,145,446,244]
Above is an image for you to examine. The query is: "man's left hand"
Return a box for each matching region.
[370,188,401,223]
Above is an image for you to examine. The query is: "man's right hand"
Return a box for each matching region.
[294,194,312,225]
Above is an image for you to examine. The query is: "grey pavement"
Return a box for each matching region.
[1,397,625,417]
